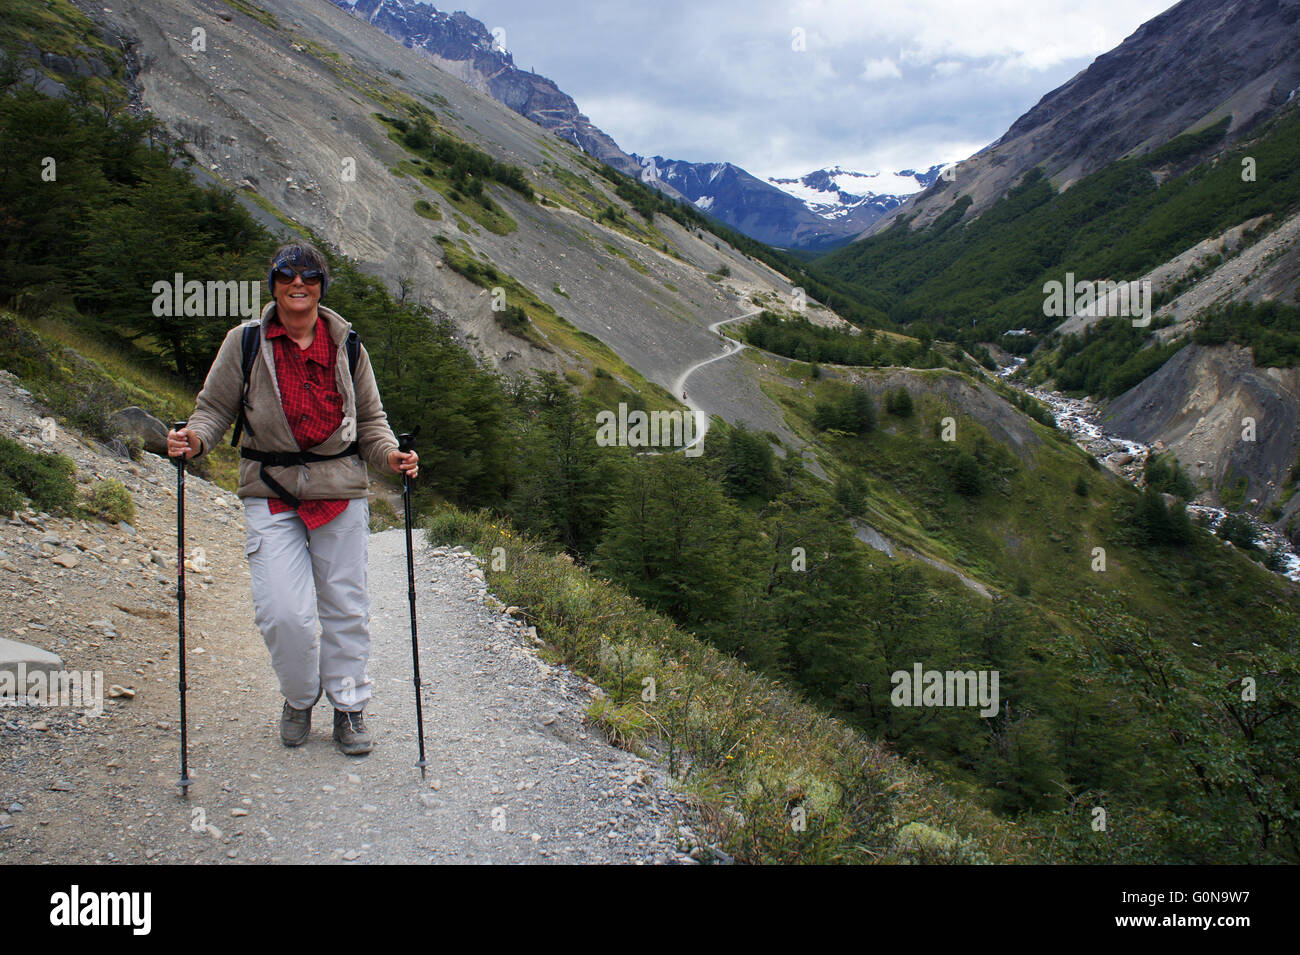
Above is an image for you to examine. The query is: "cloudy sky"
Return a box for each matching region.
[449,0,1174,180]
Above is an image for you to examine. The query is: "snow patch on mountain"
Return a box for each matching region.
[767,165,942,220]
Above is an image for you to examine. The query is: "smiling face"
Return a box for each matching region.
[272,268,321,325]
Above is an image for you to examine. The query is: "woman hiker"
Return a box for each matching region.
[166,242,418,756]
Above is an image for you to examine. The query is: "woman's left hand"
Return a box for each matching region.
[388,449,419,479]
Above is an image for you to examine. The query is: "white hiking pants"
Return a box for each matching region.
[243,496,372,712]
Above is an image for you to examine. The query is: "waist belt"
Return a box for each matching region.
[240,442,360,509]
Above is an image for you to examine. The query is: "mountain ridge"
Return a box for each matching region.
[862,0,1300,237]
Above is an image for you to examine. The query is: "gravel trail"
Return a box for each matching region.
[0,375,703,864]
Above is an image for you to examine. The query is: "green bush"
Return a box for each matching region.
[1217,514,1257,550]
[1144,452,1195,498]
[886,386,914,417]
[0,436,76,513]
[493,304,530,335]
[812,384,876,434]
[413,198,441,220]
[82,478,134,524]
[0,482,21,514]
[950,451,983,497]
[368,495,400,533]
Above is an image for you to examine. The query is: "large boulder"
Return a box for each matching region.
[108,407,169,457]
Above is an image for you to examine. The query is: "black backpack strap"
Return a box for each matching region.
[230,323,261,446]
[346,328,360,379]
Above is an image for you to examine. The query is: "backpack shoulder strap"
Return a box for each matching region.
[346,328,360,380]
[230,322,261,446]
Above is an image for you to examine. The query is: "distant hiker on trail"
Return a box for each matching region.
[165,242,418,756]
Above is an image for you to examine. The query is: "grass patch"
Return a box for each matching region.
[0,0,125,95]
[82,478,135,524]
[215,0,277,28]
[377,113,526,236]
[0,311,241,489]
[369,495,400,532]
[435,240,683,410]
[413,198,442,220]
[0,435,76,514]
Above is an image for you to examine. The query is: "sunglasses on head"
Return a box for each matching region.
[272,265,324,285]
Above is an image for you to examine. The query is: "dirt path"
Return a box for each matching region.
[672,309,759,452]
[0,376,705,864]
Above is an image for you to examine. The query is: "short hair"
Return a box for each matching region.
[268,242,330,297]
[271,241,328,275]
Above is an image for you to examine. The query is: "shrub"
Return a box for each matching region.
[1144,452,1195,498]
[493,304,530,335]
[83,479,134,524]
[1217,514,1257,550]
[951,451,983,497]
[812,385,876,435]
[833,470,870,516]
[0,436,76,512]
[1131,488,1193,546]
[413,199,441,220]
[368,495,400,533]
[886,386,914,417]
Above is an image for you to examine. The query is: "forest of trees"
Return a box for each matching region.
[1194,299,1300,368]
[1046,317,1187,398]
[810,112,1300,357]
[742,311,958,369]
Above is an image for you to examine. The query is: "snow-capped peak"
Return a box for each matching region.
[767,165,940,219]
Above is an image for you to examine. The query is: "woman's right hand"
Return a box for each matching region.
[167,427,199,460]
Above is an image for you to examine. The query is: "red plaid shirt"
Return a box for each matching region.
[265,314,348,529]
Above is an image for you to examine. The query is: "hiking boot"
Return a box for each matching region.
[280,689,322,747]
[280,700,312,747]
[333,709,372,756]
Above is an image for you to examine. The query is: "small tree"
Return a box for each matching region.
[951,452,982,497]
[1218,514,1257,550]
[886,387,914,418]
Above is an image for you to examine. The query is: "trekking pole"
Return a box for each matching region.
[399,430,428,773]
[171,421,193,794]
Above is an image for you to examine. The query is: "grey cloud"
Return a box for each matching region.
[454,0,1162,176]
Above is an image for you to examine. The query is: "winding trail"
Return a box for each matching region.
[671,309,760,454]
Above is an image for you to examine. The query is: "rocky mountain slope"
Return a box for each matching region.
[72,0,816,446]
[1104,343,1300,529]
[864,0,1300,237]
[331,0,647,180]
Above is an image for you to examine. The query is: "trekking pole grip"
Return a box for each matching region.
[172,420,188,465]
